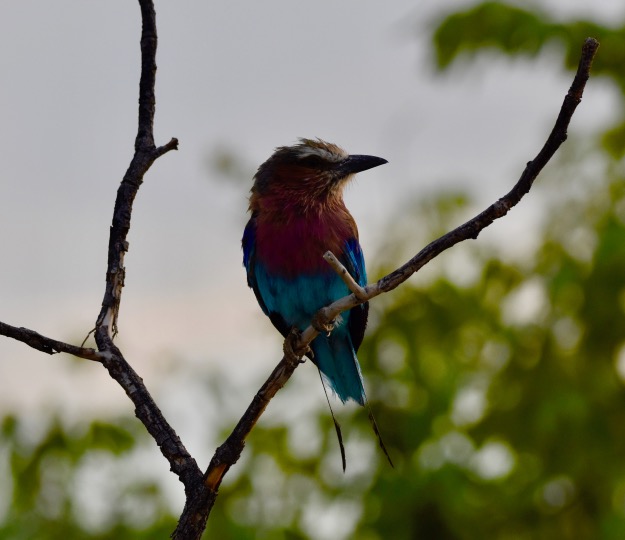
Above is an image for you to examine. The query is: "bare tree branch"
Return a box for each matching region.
[95,0,178,339]
[95,337,203,494]
[375,36,599,296]
[170,37,600,537]
[0,321,102,361]
[0,330,204,498]
[90,0,201,499]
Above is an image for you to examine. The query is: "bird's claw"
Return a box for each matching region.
[283,328,310,364]
[312,312,335,337]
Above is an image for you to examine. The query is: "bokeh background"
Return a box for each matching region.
[2,1,625,538]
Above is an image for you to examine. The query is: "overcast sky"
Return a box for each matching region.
[0,0,621,435]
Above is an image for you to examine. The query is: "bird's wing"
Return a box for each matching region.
[242,216,260,293]
[242,216,291,338]
[242,216,272,318]
[341,237,369,352]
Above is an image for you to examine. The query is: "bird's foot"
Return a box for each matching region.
[312,311,335,337]
[283,328,310,365]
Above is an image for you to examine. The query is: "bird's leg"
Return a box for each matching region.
[311,309,335,337]
[283,327,310,364]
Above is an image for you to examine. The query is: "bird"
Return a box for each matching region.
[242,138,391,467]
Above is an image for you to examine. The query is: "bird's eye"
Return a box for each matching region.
[298,155,326,169]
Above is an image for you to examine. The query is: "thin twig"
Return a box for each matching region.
[0,321,102,361]
[323,250,368,300]
[179,37,600,534]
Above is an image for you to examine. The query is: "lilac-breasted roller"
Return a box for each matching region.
[242,138,387,405]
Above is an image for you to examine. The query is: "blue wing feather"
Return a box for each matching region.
[341,238,369,353]
[242,217,257,289]
[342,237,367,287]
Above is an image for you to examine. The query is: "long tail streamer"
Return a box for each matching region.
[318,368,347,471]
[317,369,393,470]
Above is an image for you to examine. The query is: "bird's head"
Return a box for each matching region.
[249,138,387,213]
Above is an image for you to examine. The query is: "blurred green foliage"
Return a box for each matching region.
[0,415,177,539]
[4,2,625,539]
[433,1,625,158]
[5,170,625,538]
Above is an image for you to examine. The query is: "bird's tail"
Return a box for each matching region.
[312,333,394,468]
[311,333,365,405]
[365,396,394,468]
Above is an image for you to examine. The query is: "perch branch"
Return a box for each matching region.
[170,37,600,538]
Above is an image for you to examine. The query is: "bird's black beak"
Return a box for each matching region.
[338,154,388,176]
